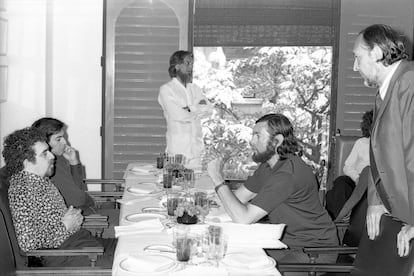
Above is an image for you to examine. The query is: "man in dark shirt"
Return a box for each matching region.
[32,117,119,237]
[207,113,338,266]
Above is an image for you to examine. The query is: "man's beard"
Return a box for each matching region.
[176,70,191,84]
[252,141,276,163]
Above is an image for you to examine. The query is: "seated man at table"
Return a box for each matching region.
[3,127,117,267]
[207,113,338,265]
[32,117,119,236]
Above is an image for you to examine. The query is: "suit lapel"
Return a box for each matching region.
[373,61,406,131]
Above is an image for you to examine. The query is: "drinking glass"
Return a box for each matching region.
[163,168,173,189]
[167,193,180,223]
[173,225,192,262]
[194,191,209,224]
[207,225,227,267]
[183,169,195,191]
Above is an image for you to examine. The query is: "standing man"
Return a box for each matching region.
[207,113,338,264]
[158,50,213,169]
[353,24,414,256]
[3,127,116,267]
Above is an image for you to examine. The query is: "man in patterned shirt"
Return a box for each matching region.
[3,127,116,267]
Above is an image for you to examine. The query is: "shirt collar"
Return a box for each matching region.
[379,60,402,100]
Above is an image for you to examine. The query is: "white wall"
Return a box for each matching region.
[0,0,102,178]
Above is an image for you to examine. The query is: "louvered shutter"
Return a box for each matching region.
[336,0,414,136]
[112,1,179,178]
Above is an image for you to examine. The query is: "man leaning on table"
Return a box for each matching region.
[3,127,116,267]
[207,113,338,267]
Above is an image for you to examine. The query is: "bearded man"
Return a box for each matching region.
[158,50,213,169]
[207,113,338,268]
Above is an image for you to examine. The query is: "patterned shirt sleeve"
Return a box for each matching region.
[8,172,71,252]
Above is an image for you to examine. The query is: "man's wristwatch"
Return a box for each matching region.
[214,182,227,193]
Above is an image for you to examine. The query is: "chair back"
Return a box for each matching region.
[332,136,360,181]
[351,215,414,276]
[0,205,17,275]
[0,167,28,269]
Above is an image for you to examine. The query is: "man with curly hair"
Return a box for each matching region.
[3,127,116,267]
[207,113,338,266]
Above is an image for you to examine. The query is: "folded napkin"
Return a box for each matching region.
[124,253,175,273]
[129,164,158,174]
[128,183,159,195]
[169,265,228,276]
[217,222,287,249]
[222,253,273,270]
[115,219,164,237]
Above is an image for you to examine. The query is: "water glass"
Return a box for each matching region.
[156,155,164,169]
[183,169,195,190]
[163,168,173,189]
[173,225,192,262]
[167,193,179,217]
[207,225,227,266]
[194,192,209,224]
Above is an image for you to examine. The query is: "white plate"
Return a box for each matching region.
[126,185,162,196]
[221,253,276,271]
[124,213,168,223]
[119,254,177,274]
[141,207,166,213]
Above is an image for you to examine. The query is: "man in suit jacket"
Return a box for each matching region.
[353,24,414,257]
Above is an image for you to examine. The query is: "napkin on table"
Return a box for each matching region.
[222,252,273,270]
[115,218,164,237]
[169,265,229,276]
[125,253,174,272]
[217,222,287,249]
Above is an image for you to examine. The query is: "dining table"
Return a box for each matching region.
[111,162,283,276]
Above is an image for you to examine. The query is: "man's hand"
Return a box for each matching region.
[62,205,83,233]
[366,204,387,240]
[397,224,414,257]
[63,146,79,165]
[207,158,225,186]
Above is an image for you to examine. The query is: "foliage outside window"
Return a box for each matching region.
[194,47,331,187]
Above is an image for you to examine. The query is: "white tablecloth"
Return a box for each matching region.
[112,163,281,276]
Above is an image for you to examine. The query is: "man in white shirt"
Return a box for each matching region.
[158,50,213,168]
[353,24,414,256]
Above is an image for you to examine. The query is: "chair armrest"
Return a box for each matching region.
[84,214,108,222]
[304,246,358,263]
[278,263,353,273]
[16,267,111,275]
[26,247,104,267]
[84,179,124,192]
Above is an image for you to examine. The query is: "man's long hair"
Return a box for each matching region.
[2,127,47,178]
[256,113,299,160]
[360,24,408,66]
[168,50,193,78]
[32,117,65,141]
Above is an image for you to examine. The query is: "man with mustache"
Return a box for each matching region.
[352,24,414,257]
[3,127,116,267]
[158,50,213,169]
[207,113,338,266]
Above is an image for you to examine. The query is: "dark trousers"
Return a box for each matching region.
[326,176,355,220]
[42,229,117,268]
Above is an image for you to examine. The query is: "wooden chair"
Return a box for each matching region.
[0,189,111,275]
[0,167,122,238]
